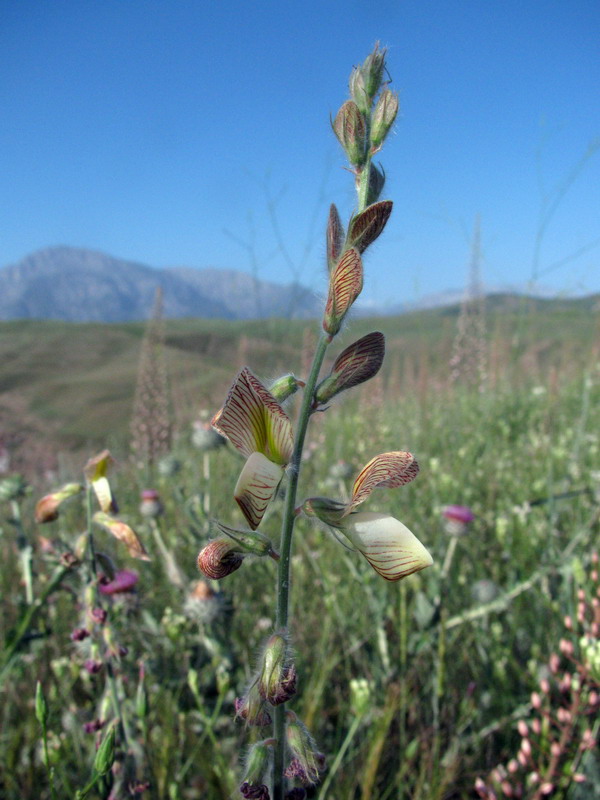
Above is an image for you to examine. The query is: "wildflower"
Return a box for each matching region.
[197,538,244,579]
[184,580,224,623]
[322,247,363,336]
[240,738,275,799]
[442,504,475,536]
[70,627,90,642]
[303,452,432,581]
[82,719,105,734]
[99,569,139,595]
[93,511,150,561]
[212,367,293,529]
[84,658,103,675]
[84,450,117,513]
[35,482,83,523]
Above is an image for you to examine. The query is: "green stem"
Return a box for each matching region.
[0,564,71,683]
[11,499,34,604]
[272,331,330,800]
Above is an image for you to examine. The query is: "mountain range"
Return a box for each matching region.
[0,246,597,322]
[0,246,320,322]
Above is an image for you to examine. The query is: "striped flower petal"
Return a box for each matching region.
[234,451,285,530]
[323,247,363,336]
[84,450,117,513]
[350,451,419,510]
[342,512,432,581]
[212,368,293,465]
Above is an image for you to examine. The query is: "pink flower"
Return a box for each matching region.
[99,569,139,595]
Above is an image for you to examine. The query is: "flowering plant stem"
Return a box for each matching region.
[272,332,330,798]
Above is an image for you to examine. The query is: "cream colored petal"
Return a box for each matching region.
[343,512,432,581]
[234,451,284,530]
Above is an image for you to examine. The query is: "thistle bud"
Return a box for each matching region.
[197,538,244,580]
[315,332,385,405]
[268,374,303,404]
[346,201,393,254]
[332,101,367,167]
[235,681,272,727]
[370,89,399,149]
[35,483,84,523]
[258,633,297,705]
[322,248,363,337]
[139,489,163,518]
[326,204,345,271]
[284,712,324,786]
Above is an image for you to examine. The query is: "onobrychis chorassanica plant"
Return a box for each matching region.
[196,43,433,799]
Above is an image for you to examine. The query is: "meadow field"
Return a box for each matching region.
[0,298,599,799]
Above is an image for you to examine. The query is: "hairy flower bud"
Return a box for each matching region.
[315,332,385,405]
[235,682,272,727]
[284,712,325,786]
[197,538,245,579]
[361,43,387,99]
[370,89,399,148]
[332,101,367,167]
[258,633,297,705]
[241,738,275,794]
[349,67,370,114]
[93,724,116,776]
[268,374,303,404]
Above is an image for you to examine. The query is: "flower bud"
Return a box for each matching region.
[332,101,367,167]
[284,712,324,786]
[360,43,387,99]
[35,681,49,726]
[99,569,139,596]
[241,738,275,795]
[322,248,363,337]
[258,633,297,705]
[326,204,345,271]
[197,538,244,580]
[346,201,393,254]
[315,332,385,405]
[370,89,399,148]
[94,723,116,776]
[35,483,84,523]
[268,374,303,404]
[235,682,272,727]
[349,67,370,114]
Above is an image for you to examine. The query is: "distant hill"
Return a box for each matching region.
[0,246,320,322]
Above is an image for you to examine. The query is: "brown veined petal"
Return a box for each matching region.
[343,512,432,581]
[350,451,419,510]
[323,248,363,336]
[93,512,151,561]
[234,452,285,530]
[346,200,393,254]
[212,368,293,464]
[314,331,385,405]
[326,203,345,271]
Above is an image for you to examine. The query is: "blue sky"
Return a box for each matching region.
[1,0,599,308]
